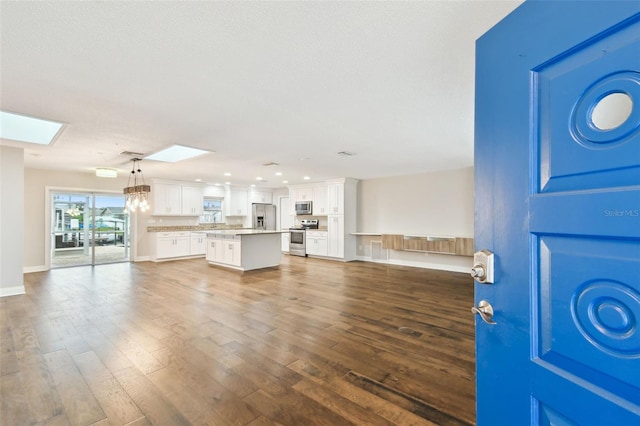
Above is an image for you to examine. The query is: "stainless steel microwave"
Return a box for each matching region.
[295,201,312,215]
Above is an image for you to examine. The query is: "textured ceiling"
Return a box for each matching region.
[0,1,522,188]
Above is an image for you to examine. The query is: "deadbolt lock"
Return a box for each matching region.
[471,249,494,284]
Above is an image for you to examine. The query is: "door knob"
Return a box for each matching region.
[470,266,486,279]
[471,300,497,325]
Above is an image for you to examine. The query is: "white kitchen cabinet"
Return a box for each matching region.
[190,232,207,256]
[223,239,241,267]
[153,232,190,260]
[306,230,328,256]
[281,232,290,252]
[226,188,248,216]
[251,190,273,204]
[153,183,182,215]
[206,237,224,263]
[327,216,344,258]
[152,181,203,216]
[327,182,344,215]
[296,186,313,201]
[182,185,204,215]
[312,184,328,215]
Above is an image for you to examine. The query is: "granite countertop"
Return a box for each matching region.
[206,229,287,236]
[147,224,243,232]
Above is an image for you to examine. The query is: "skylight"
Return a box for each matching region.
[0,111,64,145]
[145,144,210,162]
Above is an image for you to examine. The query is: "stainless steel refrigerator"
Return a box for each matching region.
[252,203,276,230]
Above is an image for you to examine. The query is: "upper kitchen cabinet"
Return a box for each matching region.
[250,189,273,204]
[225,187,248,216]
[327,181,345,214]
[153,182,182,215]
[182,185,204,216]
[312,184,328,215]
[151,180,204,216]
[296,186,313,201]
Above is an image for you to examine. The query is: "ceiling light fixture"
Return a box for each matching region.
[303,176,311,180]
[123,158,150,213]
[96,168,117,178]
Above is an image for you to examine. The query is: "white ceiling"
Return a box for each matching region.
[0,1,522,189]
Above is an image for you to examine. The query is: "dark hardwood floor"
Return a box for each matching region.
[1,255,476,425]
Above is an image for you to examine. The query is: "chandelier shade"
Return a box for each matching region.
[124,158,151,212]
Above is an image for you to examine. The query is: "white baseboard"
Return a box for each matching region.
[134,256,150,262]
[0,286,26,298]
[23,265,48,273]
[355,255,470,274]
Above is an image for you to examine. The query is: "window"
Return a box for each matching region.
[200,197,223,223]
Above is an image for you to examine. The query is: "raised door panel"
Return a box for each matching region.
[312,185,328,215]
[223,240,241,266]
[153,183,182,215]
[229,190,248,216]
[327,215,344,258]
[231,240,242,266]
[190,233,206,255]
[281,233,290,252]
[327,183,344,215]
[296,187,313,201]
[155,236,175,259]
[206,238,224,262]
[306,232,327,256]
[173,233,191,257]
[182,186,203,216]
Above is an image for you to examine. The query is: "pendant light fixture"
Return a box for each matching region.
[123,158,151,213]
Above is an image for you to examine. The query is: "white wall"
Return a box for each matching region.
[355,167,474,272]
[1,146,25,296]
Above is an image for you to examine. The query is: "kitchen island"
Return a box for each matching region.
[205,229,285,271]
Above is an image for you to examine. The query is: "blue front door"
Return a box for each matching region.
[475,1,640,424]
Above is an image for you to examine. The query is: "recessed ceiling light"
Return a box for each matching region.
[224,181,231,185]
[195,178,202,182]
[145,144,210,163]
[275,172,282,176]
[256,176,263,181]
[303,176,311,180]
[250,184,256,187]
[0,110,64,145]
[224,172,231,177]
[96,168,117,178]
[282,180,289,184]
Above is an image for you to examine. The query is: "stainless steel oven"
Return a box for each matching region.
[289,219,318,257]
[289,228,306,256]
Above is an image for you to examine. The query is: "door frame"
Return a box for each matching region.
[45,186,135,269]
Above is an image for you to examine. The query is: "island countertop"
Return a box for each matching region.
[205,229,284,272]
[206,229,287,237]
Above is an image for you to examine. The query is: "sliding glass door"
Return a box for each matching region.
[51,191,130,268]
